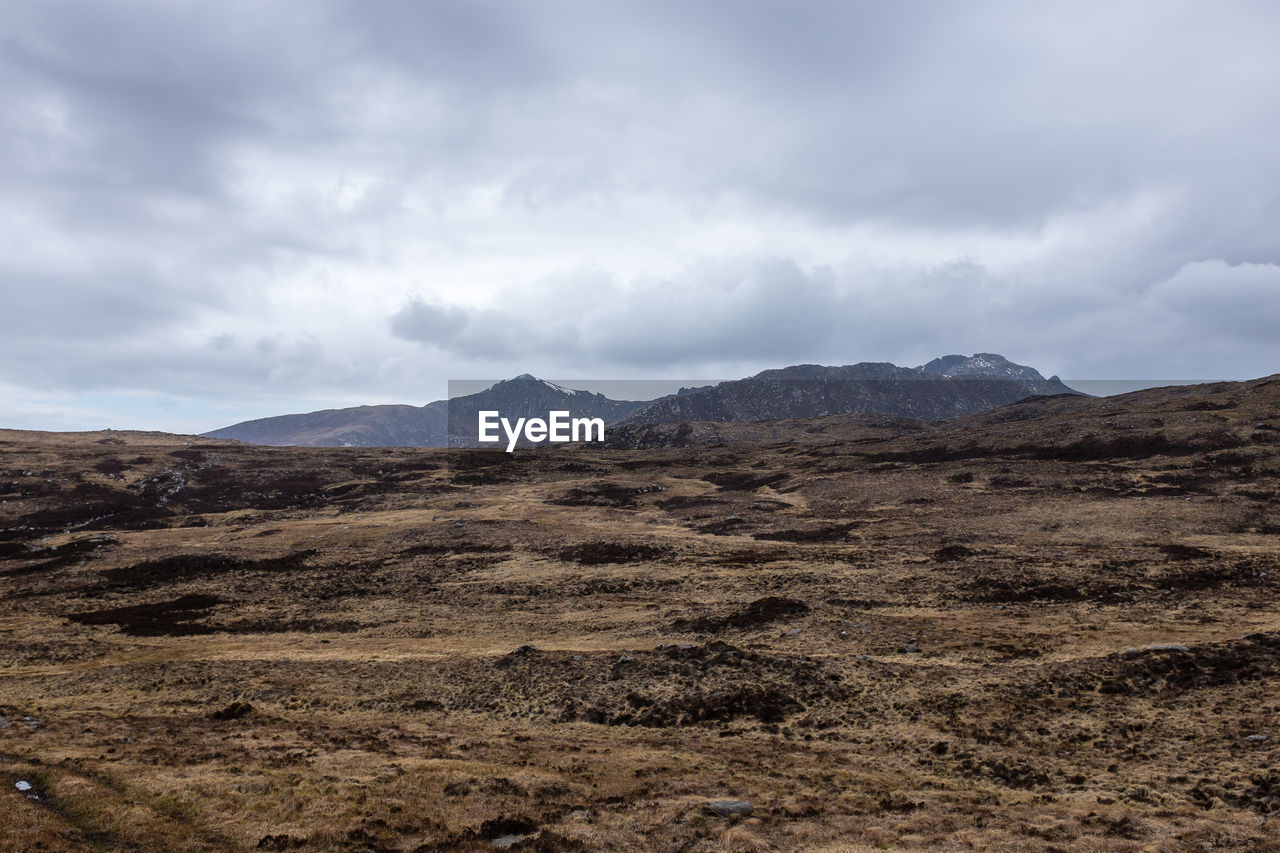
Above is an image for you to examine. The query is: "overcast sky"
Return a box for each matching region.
[3,1,1279,432]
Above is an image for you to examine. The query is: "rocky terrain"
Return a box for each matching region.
[3,376,1280,850]
[205,355,1076,448]
[617,354,1077,426]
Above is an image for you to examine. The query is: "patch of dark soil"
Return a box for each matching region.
[1038,633,1280,699]
[557,542,671,565]
[948,471,975,483]
[702,472,789,491]
[657,495,728,511]
[349,460,440,477]
[450,471,515,485]
[595,683,803,727]
[68,594,224,636]
[1186,399,1237,411]
[932,545,974,562]
[705,548,790,565]
[7,500,173,537]
[1158,544,1214,561]
[0,536,117,575]
[467,642,838,729]
[674,596,810,632]
[419,816,587,853]
[695,517,747,535]
[987,476,1032,488]
[613,456,688,470]
[753,522,859,543]
[92,458,128,475]
[1081,814,1148,840]
[1146,471,1217,494]
[824,596,894,609]
[210,701,253,720]
[1228,771,1280,815]
[866,431,1247,464]
[399,542,512,557]
[0,542,32,560]
[548,481,663,508]
[965,576,1095,604]
[99,550,316,590]
[1156,560,1265,592]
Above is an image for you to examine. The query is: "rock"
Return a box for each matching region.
[1246,734,1269,742]
[704,799,754,818]
[492,833,537,849]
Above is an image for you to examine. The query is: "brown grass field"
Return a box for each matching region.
[3,377,1280,851]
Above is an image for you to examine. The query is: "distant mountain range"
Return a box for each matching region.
[203,354,1080,447]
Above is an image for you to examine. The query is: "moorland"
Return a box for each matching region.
[4,377,1280,851]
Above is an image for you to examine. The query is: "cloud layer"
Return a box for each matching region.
[2,1,1278,430]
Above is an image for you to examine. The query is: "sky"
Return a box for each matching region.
[2,0,1279,433]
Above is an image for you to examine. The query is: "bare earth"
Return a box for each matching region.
[3,378,1280,851]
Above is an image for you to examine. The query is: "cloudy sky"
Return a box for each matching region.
[3,1,1279,432]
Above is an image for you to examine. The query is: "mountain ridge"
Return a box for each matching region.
[203,354,1079,447]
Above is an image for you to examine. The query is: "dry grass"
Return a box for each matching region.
[3,378,1280,849]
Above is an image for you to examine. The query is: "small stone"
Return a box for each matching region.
[704,799,754,818]
[15,781,32,792]
[1246,734,1269,742]
[783,628,801,636]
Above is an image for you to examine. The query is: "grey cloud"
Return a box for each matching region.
[391,253,1280,380]
[2,0,1279,430]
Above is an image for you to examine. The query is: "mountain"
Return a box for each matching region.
[444,375,646,445]
[204,355,1077,447]
[202,402,449,447]
[616,353,1078,426]
[202,375,646,448]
